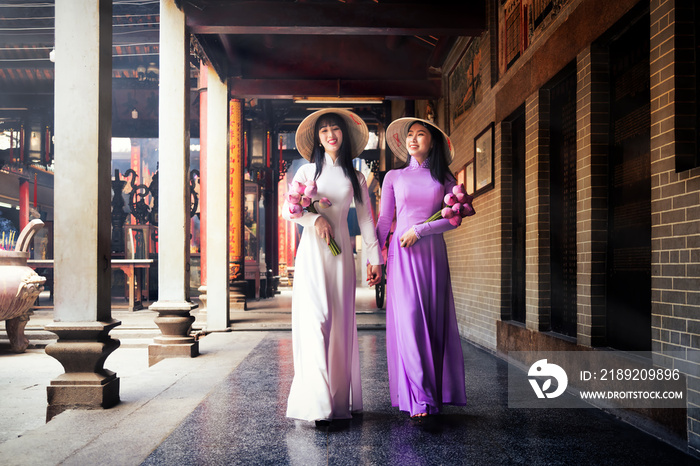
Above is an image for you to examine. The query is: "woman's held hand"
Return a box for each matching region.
[366,264,382,286]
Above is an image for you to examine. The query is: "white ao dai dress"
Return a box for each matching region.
[283,153,382,421]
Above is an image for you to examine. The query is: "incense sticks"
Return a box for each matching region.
[1,230,17,250]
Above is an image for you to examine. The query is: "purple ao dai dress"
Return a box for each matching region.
[283,154,383,421]
[375,157,467,416]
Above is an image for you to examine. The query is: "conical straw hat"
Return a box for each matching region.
[295,108,369,160]
[385,117,454,163]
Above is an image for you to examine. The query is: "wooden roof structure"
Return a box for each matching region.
[183,0,485,100]
[0,0,486,135]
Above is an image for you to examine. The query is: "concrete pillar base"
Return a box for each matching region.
[148,301,199,366]
[196,285,207,329]
[44,320,121,421]
[230,280,247,310]
[46,374,120,421]
[148,341,199,367]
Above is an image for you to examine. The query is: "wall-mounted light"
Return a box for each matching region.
[426,102,435,122]
[293,96,384,105]
[131,108,139,119]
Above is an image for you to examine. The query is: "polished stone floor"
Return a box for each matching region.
[142,331,697,466]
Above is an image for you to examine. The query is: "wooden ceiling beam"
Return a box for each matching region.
[184,1,485,36]
[228,78,442,100]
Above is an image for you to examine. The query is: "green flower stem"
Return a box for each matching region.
[424,211,443,223]
[328,237,341,256]
[307,202,342,256]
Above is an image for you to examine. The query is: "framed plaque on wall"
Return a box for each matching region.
[474,123,495,196]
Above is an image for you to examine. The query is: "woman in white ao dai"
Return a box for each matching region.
[282,109,383,423]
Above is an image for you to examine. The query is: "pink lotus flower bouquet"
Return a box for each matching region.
[424,183,476,227]
[286,180,341,256]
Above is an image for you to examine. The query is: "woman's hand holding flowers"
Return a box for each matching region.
[286,180,341,256]
[402,183,475,248]
[424,183,475,227]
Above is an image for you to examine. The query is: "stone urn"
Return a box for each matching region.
[0,219,46,353]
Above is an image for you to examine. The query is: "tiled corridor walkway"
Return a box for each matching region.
[1,287,698,464]
[142,331,696,465]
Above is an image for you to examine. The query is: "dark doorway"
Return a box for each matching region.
[510,106,526,324]
[549,63,578,338]
[606,13,651,351]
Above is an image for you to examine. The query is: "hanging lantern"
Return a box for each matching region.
[244,131,248,169]
[146,62,159,82]
[19,125,24,165]
[279,134,283,176]
[9,129,14,162]
[44,126,51,165]
[136,65,146,82]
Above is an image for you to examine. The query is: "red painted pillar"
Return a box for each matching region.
[229,99,244,283]
[19,179,30,230]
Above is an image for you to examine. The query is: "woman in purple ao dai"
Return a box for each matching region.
[374,118,468,417]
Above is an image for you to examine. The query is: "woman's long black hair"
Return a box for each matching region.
[310,113,364,204]
[398,120,455,185]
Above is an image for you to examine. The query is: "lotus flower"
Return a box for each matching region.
[462,194,475,217]
[289,203,303,219]
[284,182,341,256]
[423,183,475,226]
[304,180,318,198]
[293,180,306,194]
[461,202,475,217]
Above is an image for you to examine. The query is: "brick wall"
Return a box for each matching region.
[650,0,700,453]
[498,120,514,323]
[440,29,502,351]
[524,90,552,331]
[426,0,700,454]
[575,45,609,347]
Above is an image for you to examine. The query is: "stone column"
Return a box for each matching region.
[229,99,246,309]
[45,0,120,421]
[196,62,208,328]
[148,0,198,366]
[205,66,230,330]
